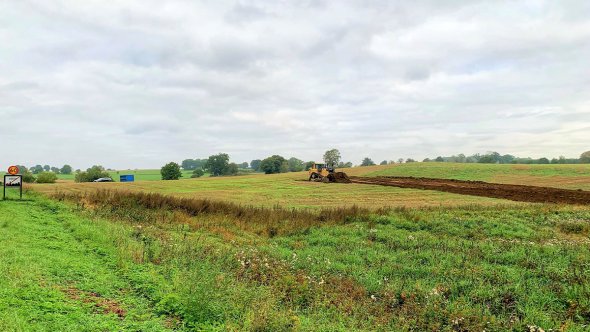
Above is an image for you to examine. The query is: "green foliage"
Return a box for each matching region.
[380,160,387,165]
[304,161,315,171]
[20,167,36,183]
[36,171,58,184]
[240,162,249,169]
[60,164,73,174]
[581,151,590,163]
[337,161,353,168]
[181,159,206,170]
[287,157,304,172]
[191,169,205,178]
[260,155,287,174]
[323,149,341,167]
[160,162,182,180]
[43,165,50,172]
[74,165,110,182]
[250,159,262,171]
[360,157,375,166]
[205,153,231,176]
[226,163,239,176]
[30,165,44,174]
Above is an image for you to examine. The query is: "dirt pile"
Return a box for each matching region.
[349,176,590,205]
[328,172,352,183]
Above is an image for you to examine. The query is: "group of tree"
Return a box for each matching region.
[252,149,354,174]
[75,165,110,183]
[423,151,590,164]
[180,159,207,170]
[25,164,72,175]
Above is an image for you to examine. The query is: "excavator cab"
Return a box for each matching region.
[308,163,334,182]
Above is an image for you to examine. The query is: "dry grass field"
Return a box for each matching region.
[33,165,515,209]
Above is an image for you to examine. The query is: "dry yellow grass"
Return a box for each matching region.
[33,165,517,209]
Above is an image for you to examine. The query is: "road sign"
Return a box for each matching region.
[8,165,19,175]
[3,174,23,200]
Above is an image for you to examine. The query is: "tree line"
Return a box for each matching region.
[423,151,590,164]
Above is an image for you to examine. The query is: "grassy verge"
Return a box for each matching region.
[48,189,590,331]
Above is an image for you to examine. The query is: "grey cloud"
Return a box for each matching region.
[1,0,589,169]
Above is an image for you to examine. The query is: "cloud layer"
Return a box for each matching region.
[1,0,589,168]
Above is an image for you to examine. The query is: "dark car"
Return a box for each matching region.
[93,177,114,182]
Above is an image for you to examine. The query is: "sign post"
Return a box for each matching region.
[3,166,23,200]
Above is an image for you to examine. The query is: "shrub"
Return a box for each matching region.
[161,162,182,180]
[191,169,205,178]
[36,172,58,184]
[75,165,110,182]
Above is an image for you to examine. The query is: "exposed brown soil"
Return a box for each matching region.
[328,172,352,183]
[349,176,590,205]
[60,286,127,318]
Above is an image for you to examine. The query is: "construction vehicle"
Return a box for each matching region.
[308,163,334,182]
[308,163,352,183]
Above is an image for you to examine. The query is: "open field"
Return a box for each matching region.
[2,189,589,331]
[33,163,590,209]
[33,165,514,209]
[4,163,590,330]
[371,163,590,190]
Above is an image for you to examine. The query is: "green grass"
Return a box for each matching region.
[0,196,172,331]
[55,169,198,182]
[4,189,589,330]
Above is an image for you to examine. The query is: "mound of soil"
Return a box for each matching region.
[349,176,590,205]
[329,172,352,183]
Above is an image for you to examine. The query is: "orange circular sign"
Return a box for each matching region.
[7,166,19,175]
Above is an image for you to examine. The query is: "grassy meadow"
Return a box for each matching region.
[371,163,590,190]
[2,162,590,331]
[35,165,515,209]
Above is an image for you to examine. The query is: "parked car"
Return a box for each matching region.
[93,177,114,182]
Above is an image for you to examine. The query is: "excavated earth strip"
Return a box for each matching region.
[349,176,590,205]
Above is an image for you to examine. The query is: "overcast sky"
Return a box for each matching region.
[1,0,589,169]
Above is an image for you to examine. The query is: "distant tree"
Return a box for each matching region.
[538,157,550,164]
[191,169,205,178]
[423,158,431,162]
[60,164,72,174]
[225,163,239,176]
[260,155,287,174]
[161,162,182,180]
[19,167,36,183]
[43,165,50,172]
[30,165,44,174]
[36,171,58,184]
[361,157,375,166]
[406,158,416,163]
[181,159,197,170]
[287,157,304,172]
[580,151,590,163]
[323,149,341,167]
[205,153,231,176]
[398,158,404,164]
[50,167,60,174]
[250,159,262,171]
[304,161,315,171]
[75,166,110,183]
[337,161,353,168]
[240,162,249,169]
[380,160,388,165]
[434,156,444,162]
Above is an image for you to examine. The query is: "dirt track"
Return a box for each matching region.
[349,176,590,205]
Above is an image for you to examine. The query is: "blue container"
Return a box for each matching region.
[120,175,135,182]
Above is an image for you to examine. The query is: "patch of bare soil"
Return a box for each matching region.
[349,176,590,205]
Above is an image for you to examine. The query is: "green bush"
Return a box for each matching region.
[191,169,205,178]
[161,162,182,180]
[36,172,58,184]
[75,165,110,182]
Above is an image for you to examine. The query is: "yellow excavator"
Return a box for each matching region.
[308,163,351,183]
[308,163,333,182]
